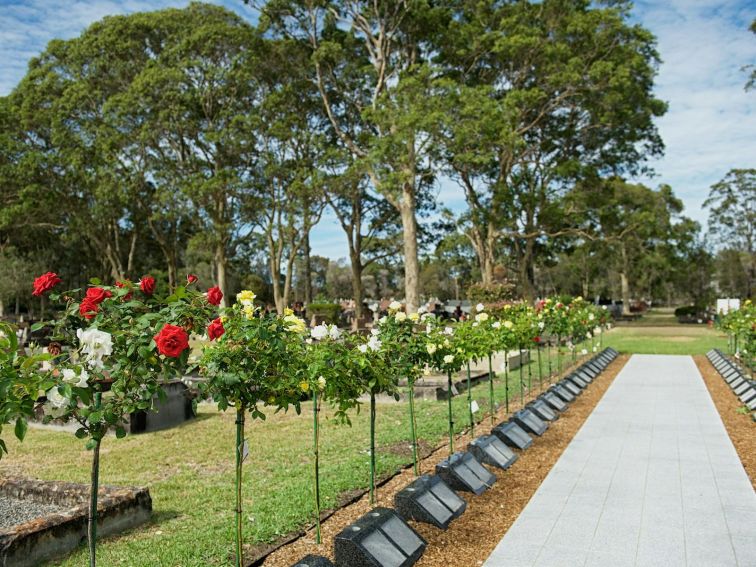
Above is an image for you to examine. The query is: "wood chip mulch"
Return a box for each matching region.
[262,355,629,567]
[694,355,756,488]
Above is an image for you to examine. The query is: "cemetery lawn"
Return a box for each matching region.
[602,320,728,355]
[1,352,565,567]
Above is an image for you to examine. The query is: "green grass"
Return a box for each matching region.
[2,349,569,567]
[602,321,727,355]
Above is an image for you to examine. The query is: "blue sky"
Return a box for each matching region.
[1,0,754,259]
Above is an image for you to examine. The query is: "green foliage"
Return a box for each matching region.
[466,282,515,304]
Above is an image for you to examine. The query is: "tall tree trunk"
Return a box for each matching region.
[215,243,229,308]
[350,252,364,326]
[303,231,313,306]
[620,243,631,315]
[519,237,536,300]
[399,187,420,313]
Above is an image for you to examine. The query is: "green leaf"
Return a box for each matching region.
[115,426,127,439]
[75,427,89,439]
[14,418,27,442]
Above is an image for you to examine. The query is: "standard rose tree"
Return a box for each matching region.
[31,274,216,567]
[198,291,305,567]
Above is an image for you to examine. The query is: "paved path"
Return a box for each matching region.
[484,355,756,567]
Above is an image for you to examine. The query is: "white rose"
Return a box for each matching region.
[379,316,387,324]
[46,387,69,409]
[357,344,368,353]
[427,343,437,355]
[367,336,382,352]
[586,332,592,339]
[475,312,489,322]
[492,321,501,329]
[503,321,513,329]
[77,328,113,369]
[389,300,402,311]
[581,349,588,355]
[317,376,327,390]
[395,312,407,322]
[443,354,454,364]
[476,303,485,313]
[472,322,479,327]
[328,325,341,340]
[538,321,545,330]
[311,324,329,341]
[371,328,381,336]
[444,326,454,335]
[588,313,595,321]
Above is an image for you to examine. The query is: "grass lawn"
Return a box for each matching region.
[1,348,567,567]
[0,318,723,566]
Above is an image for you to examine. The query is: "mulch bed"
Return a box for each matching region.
[261,355,628,567]
[694,355,756,488]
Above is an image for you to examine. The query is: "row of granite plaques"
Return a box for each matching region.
[706,349,756,416]
[290,348,620,567]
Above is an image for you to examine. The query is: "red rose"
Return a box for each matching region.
[154,324,189,358]
[79,297,99,319]
[115,280,133,300]
[206,286,223,306]
[85,287,112,304]
[533,336,541,343]
[32,272,62,296]
[140,276,156,295]
[187,274,198,284]
[207,318,225,341]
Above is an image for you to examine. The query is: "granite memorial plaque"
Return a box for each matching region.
[566,374,588,389]
[560,380,582,396]
[492,421,533,450]
[528,399,559,421]
[541,391,568,412]
[513,409,548,436]
[394,475,466,530]
[334,507,426,567]
[468,435,518,470]
[550,384,575,403]
[292,555,336,567]
[435,451,496,495]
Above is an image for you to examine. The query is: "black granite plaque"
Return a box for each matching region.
[748,396,756,411]
[550,384,576,403]
[730,377,747,390]
[560,380,582,396]
[724,368,743,383]
[737,385,756,403]
[575,369,594,383]
[468,435,518,470]
[541,392,568,412]
[334,507,426,567]
[566,374,588,389]
[291,555,336,567]
[513,409,548,436]
[394,474,466,530]
[528,399,559,421]
[581,363,600,378]
[492,421,533,450]
[435,451,496,496]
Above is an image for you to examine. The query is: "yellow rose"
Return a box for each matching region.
[408,312,420,322]
[299,381,310,393]
[236,290,256,304]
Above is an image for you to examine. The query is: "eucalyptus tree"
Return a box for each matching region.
[257,0,450,312]
[704,169,755,298]
[435,0,666,296]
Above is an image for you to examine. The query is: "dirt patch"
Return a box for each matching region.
[261,355,628,567]
[380,439,435,460]
[694,355,756,488]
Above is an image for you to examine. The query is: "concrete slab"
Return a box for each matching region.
[483,355,756,567]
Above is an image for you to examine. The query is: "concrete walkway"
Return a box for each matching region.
[484,355,756,567]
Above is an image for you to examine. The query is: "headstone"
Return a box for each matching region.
[513,409,548,436]
[581,364,599,378]
[730,376,747,390]
[560,380,582,396]
[550,384,575,403]
[291,555,336,567]
[541,392,568,412]
[575,369,594,383]
[748,396,756,411]
[334,507,426,567]
[394,475,466,530]
[724,369,743,383]
[435,451,496,495]
[491,421,533,450]
[527,399,559,421]
[468,435,518,470]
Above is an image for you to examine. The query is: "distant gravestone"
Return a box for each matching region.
[334,508,426,567]
[394,475,466,530]
[492,421,533,450]
[513,409,548,436]
[468,435,518,470]
[435,451,496,495]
